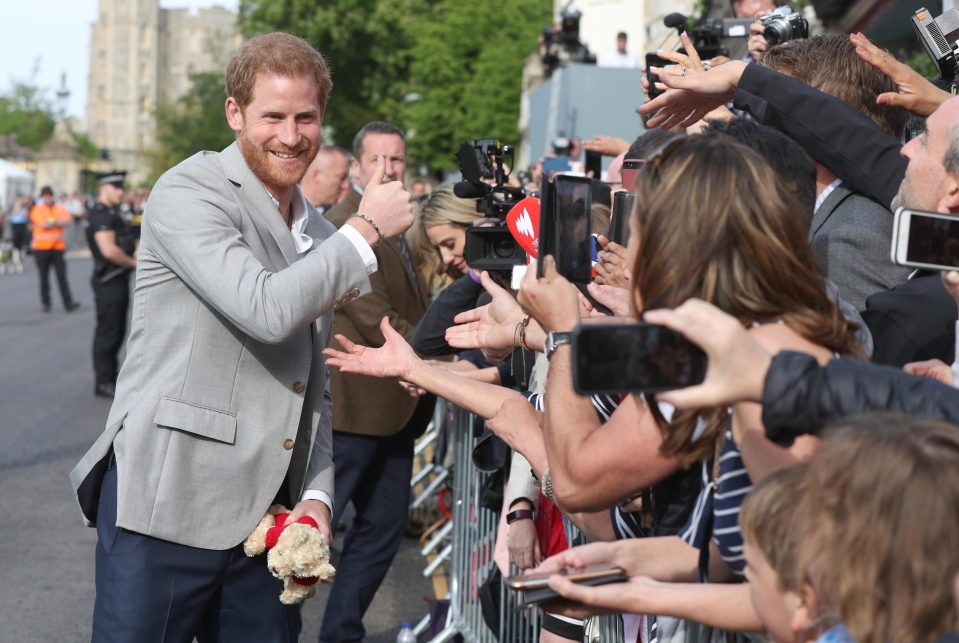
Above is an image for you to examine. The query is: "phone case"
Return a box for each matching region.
[517,572,628,607]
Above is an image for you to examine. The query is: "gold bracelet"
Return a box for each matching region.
[350,212,384,245]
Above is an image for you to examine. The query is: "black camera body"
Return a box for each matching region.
[454,140,526,272]
[761,6,809,46]
[662,13,752,61]
[913,6,959,82]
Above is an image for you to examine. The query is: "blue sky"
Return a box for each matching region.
[0,0,238,121]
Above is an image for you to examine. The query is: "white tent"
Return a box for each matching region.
[0,158,34,213]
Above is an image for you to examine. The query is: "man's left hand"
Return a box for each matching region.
[286,499,333,544]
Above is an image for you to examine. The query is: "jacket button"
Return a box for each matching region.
[283,438,294,450]
[293,381,305,393]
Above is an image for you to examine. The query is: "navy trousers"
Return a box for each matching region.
[318,422,417,642]
[92,459,301,643]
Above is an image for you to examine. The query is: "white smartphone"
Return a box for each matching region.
[892,207,959,271]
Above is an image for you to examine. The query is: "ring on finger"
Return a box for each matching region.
[681,67,687,77]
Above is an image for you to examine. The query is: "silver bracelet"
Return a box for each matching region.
[541,467,554,500]
[350,212,384,244]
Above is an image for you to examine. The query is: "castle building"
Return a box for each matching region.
[85,0,241,184]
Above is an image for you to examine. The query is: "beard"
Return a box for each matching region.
[238,129,317,190]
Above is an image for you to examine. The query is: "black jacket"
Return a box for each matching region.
[761,351,959,446]
[733,64,907,209]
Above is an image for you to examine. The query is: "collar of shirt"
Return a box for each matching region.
[265,186,314,255]
[814,178,843,213]
[352,184,364,197]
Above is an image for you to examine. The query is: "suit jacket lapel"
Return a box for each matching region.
[218,142,298,267]
[811,185,851,238]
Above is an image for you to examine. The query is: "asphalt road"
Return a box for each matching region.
[0,252,435,642]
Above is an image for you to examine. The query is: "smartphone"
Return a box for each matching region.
[585,150,602,178]
[621,159,643,192]
[645,52,671,100]
[537,174,593,283]
[608,191,635,246]
[571,323,707,395]
[891,207,959,271]
[506,564,628,607]
[542,155,572,173]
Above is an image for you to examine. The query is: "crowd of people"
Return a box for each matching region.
[58,1,959,641]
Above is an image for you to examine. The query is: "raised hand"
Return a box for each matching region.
[323,316,417,380]
[586,283,631,317]
[642,298,771,409]
[583,135,629,157]
[518,257,581,334]
[446,270,525,362]
[354,155,413,241]
[851,32,951,118]
[747,14,770,61]
[640,60,748,130]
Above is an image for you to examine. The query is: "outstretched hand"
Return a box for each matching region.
[851,32,951,118]
[640,60,747,130]
[446,270,524,363]
[323,316,418,381]
[642,299,770,409]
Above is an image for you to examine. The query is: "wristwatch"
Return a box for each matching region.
[544,331,572,360]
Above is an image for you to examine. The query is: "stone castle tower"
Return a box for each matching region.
[85,0,241,184]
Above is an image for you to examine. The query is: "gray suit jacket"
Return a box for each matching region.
[69,143,371,549]
[810,185,911,311]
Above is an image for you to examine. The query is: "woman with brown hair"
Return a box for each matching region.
[506,134,862,637]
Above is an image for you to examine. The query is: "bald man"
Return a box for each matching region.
[301,145,350,214]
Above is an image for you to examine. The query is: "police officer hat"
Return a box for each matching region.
[97,171,126,188]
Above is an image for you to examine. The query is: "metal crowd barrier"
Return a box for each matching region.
[414,402,625,643]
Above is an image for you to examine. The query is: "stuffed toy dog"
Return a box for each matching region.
[243,504,336,604]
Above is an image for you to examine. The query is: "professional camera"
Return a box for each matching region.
[541,2,595,76]
[760,6,809,46]
[662,12,752,59]
[912,6,959,82]
[453,140,527,272]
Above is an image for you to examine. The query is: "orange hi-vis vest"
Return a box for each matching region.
[29,202,72,251]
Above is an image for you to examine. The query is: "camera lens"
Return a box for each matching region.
[493,238,517,258]
[763,22,789,45]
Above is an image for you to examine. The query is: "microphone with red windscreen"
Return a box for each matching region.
[505,196,541,261]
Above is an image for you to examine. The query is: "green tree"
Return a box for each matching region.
[145,71,235,182]
[240,0,433,147]
[401,0,551,171]
[0,78,56,154]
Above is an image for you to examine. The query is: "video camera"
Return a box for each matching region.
[760,6,809,46]
[453,140,527,272]
[913,6,959,82]
[663,12,753,59]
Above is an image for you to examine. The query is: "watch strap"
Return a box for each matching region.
[506,509,535,524]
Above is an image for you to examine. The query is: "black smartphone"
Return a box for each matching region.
[645,52,671,100]
[506,564,628,607]
[537,174,593,283]
[621,159,643,192]
[585,149,602,178]
[571,323,707,395]
[892,207,959,271]
[608,191,635,246]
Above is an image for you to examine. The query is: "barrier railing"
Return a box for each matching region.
[417,402,625,643]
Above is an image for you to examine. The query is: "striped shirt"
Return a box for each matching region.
[678,426,753,580]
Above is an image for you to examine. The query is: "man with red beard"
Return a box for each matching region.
[69,33,413,642]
